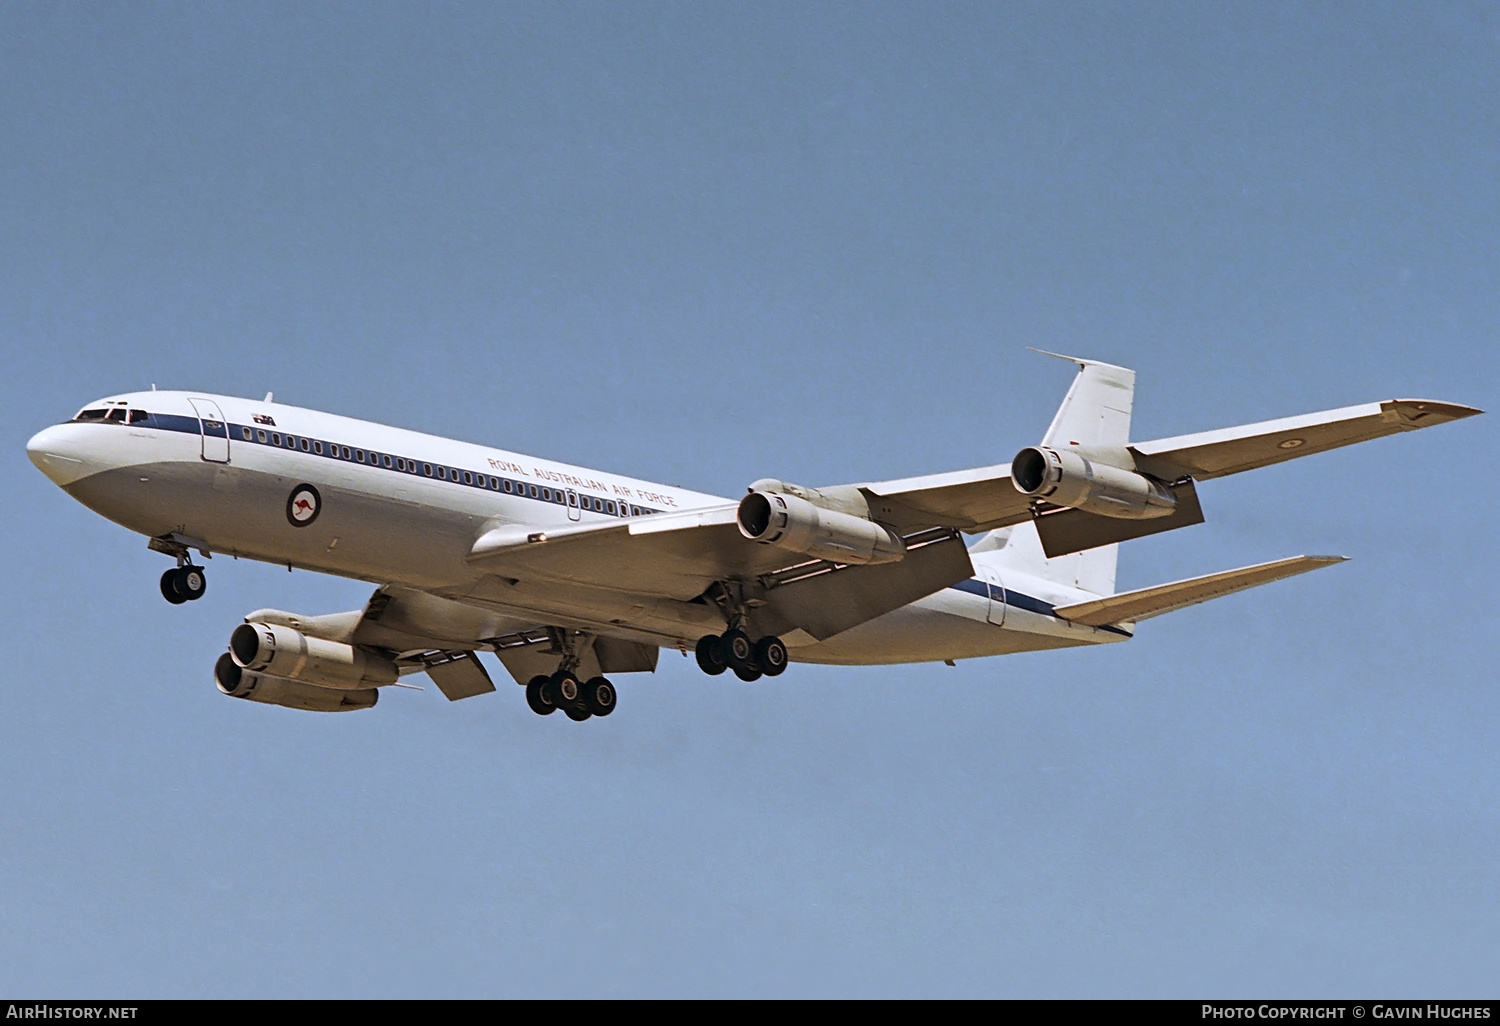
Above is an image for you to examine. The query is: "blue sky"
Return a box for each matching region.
[3,2,1497,996]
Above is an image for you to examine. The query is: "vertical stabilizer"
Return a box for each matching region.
[975,521,1118,597]
[1033,350,1135,452]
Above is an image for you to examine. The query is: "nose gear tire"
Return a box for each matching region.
[177,566,207,601]
[160,569,188,604]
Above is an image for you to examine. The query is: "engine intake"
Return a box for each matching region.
[214,653,378,713]
[737,490,905,565]
[1011,446,1177,520]
[229,622,399,690]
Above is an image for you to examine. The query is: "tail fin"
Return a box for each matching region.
[1033,350,1135,452]
[971,352,1136,594]
[973,521,1118,596]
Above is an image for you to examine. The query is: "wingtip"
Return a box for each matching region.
[1385,399,1484,422]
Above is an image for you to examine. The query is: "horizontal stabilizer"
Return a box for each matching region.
[1052,555,1347,626]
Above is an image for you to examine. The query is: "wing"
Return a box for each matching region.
[466,509,976,642]
[248,586,663,699]
[1129,399,1481,481]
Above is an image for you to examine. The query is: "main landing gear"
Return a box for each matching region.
[525,671,617,721]
[160,564,207,604]
[695,630,788,682]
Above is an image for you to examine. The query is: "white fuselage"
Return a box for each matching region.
[27,391,1129,666]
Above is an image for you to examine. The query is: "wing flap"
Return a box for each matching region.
[856,465,1035,533]
[1032,479,1204,558]
[1131,399,1481,481]
[1052,555,1347,626]
[755,530,975,640]
[424,651,497,701]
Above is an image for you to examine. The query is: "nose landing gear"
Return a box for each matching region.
[160,565,207,604]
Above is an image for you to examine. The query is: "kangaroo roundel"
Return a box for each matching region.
[286,484,321,527]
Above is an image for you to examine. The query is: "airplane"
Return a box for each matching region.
[25,353,1480,721]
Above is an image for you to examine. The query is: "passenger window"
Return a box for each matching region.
[131,410,150,424]
[606,501,617,515]
[384,455,393,469]
[423,463,433,476]
[502,480,513,494]
[300,438,310,451]
[257,430,267,443]
[488,476,498,489]
[340,446,350,459]
[313,441,323,455]
[528,484,539,498]
[240,427,251,439]
[356,450,365,463]
[461,471,471,485]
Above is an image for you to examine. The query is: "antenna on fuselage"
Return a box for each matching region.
[264,392,274,403]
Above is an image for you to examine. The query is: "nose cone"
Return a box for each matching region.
[27,424,91,487]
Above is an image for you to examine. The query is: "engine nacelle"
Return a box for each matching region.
[229,622,399,690]
[737,490,905,565]
[214,653,378,713]
[1011,446,1177,520]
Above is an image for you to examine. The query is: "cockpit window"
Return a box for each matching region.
[73,408,108,422]
[129,409,149,424]
[106,408,127,423]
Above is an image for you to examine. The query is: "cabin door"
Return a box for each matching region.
[979,567,1006,627]
[187,398,231,463]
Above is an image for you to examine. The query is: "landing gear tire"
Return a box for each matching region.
[733,664,762,683]
[176,566,207,602]
[160,568,187,605]
[551,671,581,706]
[584,677,616,717]
[754,636,788,676]
[722,629,755,673]
[564,706,593,721]
[695,635,727,676]
[526,675,557,716]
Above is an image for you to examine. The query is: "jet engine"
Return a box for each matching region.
[1011,446,1177,519]
[214,653,378,713]
[229,622,399,690]
[737,490,905,565]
